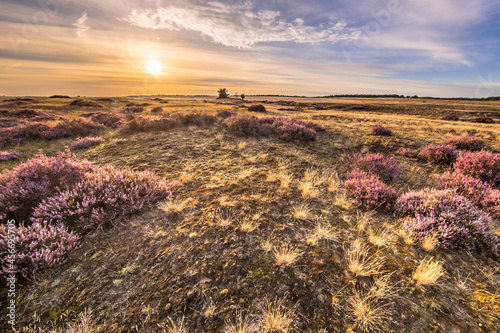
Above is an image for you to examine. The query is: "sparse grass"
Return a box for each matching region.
[307,220,339,246]
[297,180,318,198]
[161,317,188,333]
[367,228,396,249]
[348,290,392,333]
[224,314,260,333]
[412,257,444,286]
[261,297,298,333]
[345,239,384,277]
[159,199,188,214]
[291,203,311,220]
[239,219,260,233]
[237,141,248,151]
[421,234,438,251]
[218,195,237,207]
[260,236,275,252]
[278,171,293,190]
[273,244,303,267]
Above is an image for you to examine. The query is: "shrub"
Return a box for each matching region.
[469,117,495,124]
[0,151,23,161]
[124,106,144,113]
[69,99,102,108]
[176,112,218,126]
[150,106,163,113]
[248,104,266,112]
[344,172,397,210]
[434,171,489,206]
[371,124,392,136]
[49,95,71,99]
[31,165,173,234]
[273,119,317,142]
[396,189,499,252]
[0,222,80,279]
[453,150,500,187]
[0,150,96,222]
[216,109,237,119]
[90,112,122,127]
[441,114,459,121]
[342,153,400,183]
[442,136,484,151]
[223,115,262,136]
[118,116,178,133]
[70,137,104,151]
[0,108,57,121]
[43,118,104,140]
[398,148,418,158]
[418,144,457,165]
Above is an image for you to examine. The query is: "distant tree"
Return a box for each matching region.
[217,88,229,99]
[240,93,245,100]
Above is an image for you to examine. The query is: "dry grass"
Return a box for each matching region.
[421,234,438,251]
[214,210,233,228]
[273,244,303,267]
[367,228,396,249]
[239,219,260,233]
[412,257,445,286]
[161,317,188,333]
[307,220,339,246]
[345,239,384,277]
[297,181,318,199]
[260,237,275,252]
[237,141,248,151]
[348,290,392,333]
[218,195,237,207]
[261,297,298,333]
[224,314,260,333]
[159,199,188,214]
[278,171,293,190]
[291,203,311,220]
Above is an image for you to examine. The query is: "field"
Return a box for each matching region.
[1,95,500,332]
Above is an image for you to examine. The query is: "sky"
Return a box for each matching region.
[1,0,500,97]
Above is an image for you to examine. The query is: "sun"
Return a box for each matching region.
[146,60,162,75]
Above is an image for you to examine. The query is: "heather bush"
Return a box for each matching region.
[0,151,96,222]
[344,172,397,210]
[441,114,459,121]
[43,118,104,140]
[342,153,400,183]
[434,171,500,217]
[398,148,419,158]
[248,104,266,112]
[70,137,104,150]
[0,151,23,161]
[124,106,144,113]
[454,150,500,187]
[0,108,56,121]
[442,136,484,151]
[150,106,163,113]
[418,144,457,165]
[216,109,237,119]
[469,117,495,124]
[371,124,392,136]
[176,112,218,126]
[0,222,80,278]
[396,189,499,252]
[273,118,317,142]
[69,99,102,108]
[90,112,122,127]
[222,114,263,137]
[118,115,178,133]
[31,165,173,234]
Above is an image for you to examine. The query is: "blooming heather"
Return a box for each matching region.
[440,114,459,121]
[398,148,419,158]
[118,115,178,133]
[342,153,400,183]
[371,124,393,136]
[344,172,397,210]
[442,136,484,151]
[70,137,104,150]
[0,151,23,161]
[396,188,499,252]
[453,150,500,187]
[418,144,457,165]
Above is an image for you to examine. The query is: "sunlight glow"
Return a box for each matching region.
[146,60,162,75]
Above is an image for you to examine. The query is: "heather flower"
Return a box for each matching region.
[453,150,500,187]
[70,137,104,150]
[248,104,267,112]
[442,136,484,151]
[396,188,499,252]
[0,150,23,161]
[176,112,218,126]
[371,124,392,136]
[342,153,400,183]
[344,173,397,210]
[398,148,418,158]
[418,144,457,165]
[217,110,237,119]
[90,112,122,127]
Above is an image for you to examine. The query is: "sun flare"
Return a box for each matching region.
[146,60,162,75]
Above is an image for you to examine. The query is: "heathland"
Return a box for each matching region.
[1,95,499,332]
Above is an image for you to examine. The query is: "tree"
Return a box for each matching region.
[217,88,229,99]
[240,93,245,100]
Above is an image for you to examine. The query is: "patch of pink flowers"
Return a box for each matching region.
[342,153,400,183]
[344,171,397,210]
[453,150,500,187]
[396,188,499,252]
[0,151,175,279]
[70,137,104,150]
[398,148,418,158]
[418,144,457,165]
[0,150,23,161]
[371,124,393,136]
[442,136,484,151]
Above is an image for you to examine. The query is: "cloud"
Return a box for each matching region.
[73,11,90,38]
[120,1,358,48]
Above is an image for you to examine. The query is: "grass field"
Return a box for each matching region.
[1,96,499,332]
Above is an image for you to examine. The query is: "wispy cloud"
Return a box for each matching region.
[120,1,358,48]
[73,11,90,38]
